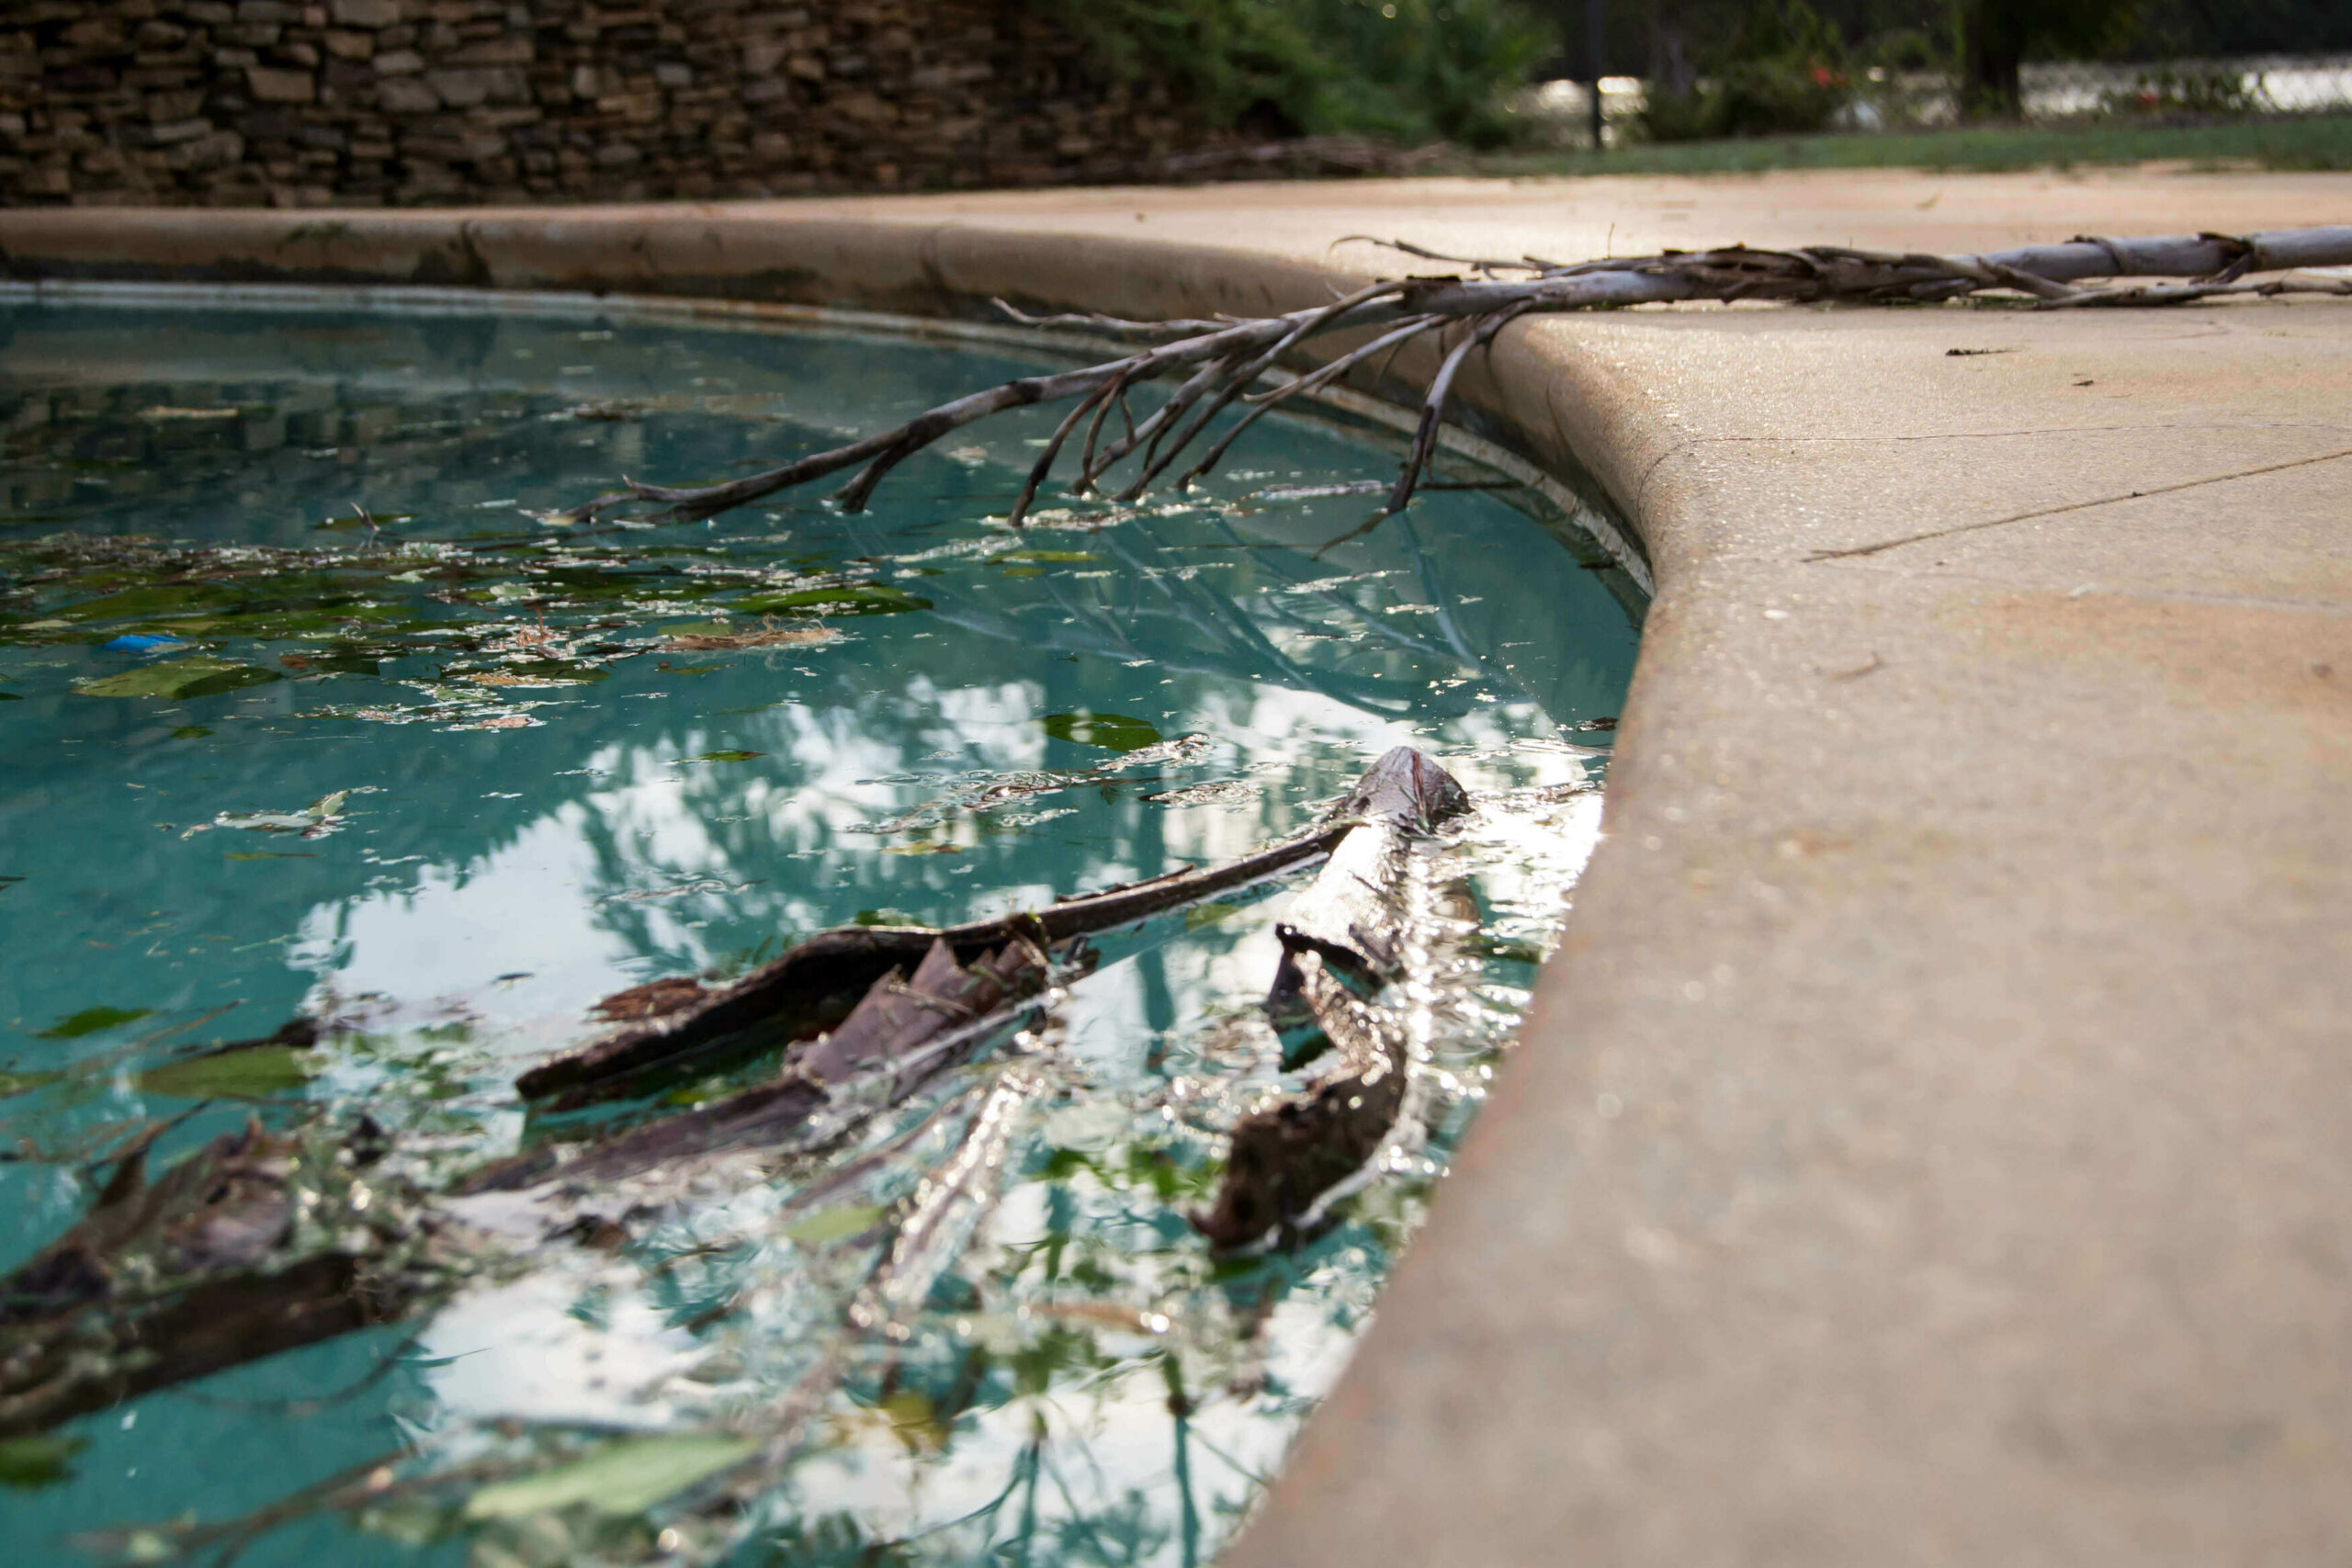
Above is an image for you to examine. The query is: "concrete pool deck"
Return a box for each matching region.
[6,165,2350,1563]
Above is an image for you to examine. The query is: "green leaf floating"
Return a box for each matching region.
[74,657,282,700]
[462,1433,755,1520]
[136,1044,319,1100]
[37,1006,152,1040]
[0,1434,88,1490]
[1041,710,1162,754]
[690,750,763,763]
[731,584,930,617]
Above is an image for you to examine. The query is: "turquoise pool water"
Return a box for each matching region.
[0,298,1638,1566]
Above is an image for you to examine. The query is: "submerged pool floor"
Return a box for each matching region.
[0,300,1637,1566]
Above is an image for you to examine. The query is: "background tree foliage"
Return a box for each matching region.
[1046,0,2348,152]
[1539,0,2352,133]
[1038,0,1556,148]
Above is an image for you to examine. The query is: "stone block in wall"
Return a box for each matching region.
[376,73,437,111]
[147,90,209,123]
[144,117,216,144]
[423,65,522,106]
[322,29,376,58]
[247,64,316,102]
[448,36,530,65]
[373,48,424,73]
[331,0,401,23]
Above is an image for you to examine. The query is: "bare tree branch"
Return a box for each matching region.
[566,226,2352,540]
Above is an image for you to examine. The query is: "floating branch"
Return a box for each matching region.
[1197,747,1473,1253]
[0,1119,435,1438]
[464,935,1051,1194]
[515,807,1363,1107]
[567,226,2352,542]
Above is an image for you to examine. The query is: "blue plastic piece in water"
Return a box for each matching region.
[101,634,187,652]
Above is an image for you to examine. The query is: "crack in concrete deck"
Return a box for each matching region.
[1808,444,2352,560]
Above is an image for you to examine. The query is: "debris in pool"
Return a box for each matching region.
[98,634,187,653]
[601,877,756,904]
[182,789,352,840]
[1197,747,1473,1253]
[135,1039,322,1100]
[0,1113,440,1441]
[512,756,1387,1107]
[1145,780,1261,808]
[1039,709,1161,753]
[659,621,839,652]
[35,1006,153,1040]
[591,976,709,1022]
[464,934,1054,1193]
[74,657,283,701]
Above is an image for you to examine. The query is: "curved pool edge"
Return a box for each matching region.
[7,189,2352,1565]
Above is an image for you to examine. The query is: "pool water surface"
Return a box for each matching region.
[0,298,1637,1567]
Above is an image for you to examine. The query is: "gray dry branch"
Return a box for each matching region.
[568,225,2352,540]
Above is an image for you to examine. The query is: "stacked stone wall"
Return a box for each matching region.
[0,0,1235,206]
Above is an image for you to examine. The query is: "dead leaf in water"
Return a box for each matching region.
[660,622,839,652]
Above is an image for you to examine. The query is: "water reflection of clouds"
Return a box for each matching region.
[292,810,693,1034]
[288,677,1060,1021]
